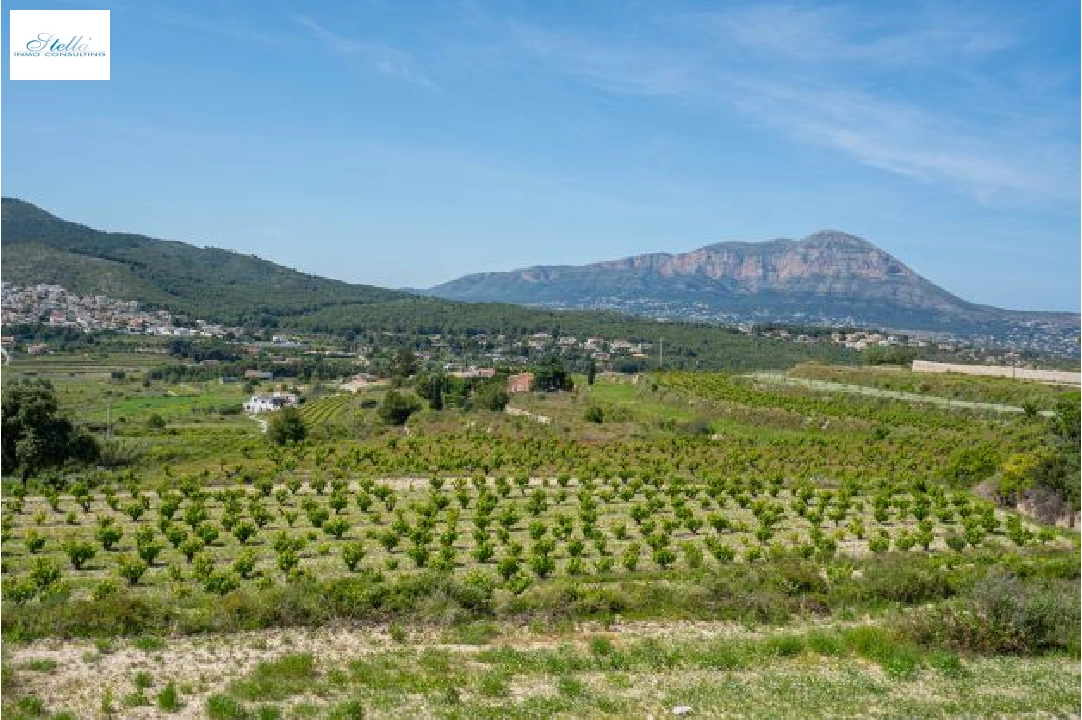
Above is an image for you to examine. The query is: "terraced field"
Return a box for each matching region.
[298,395,353,426]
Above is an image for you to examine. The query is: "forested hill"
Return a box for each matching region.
[1,198,862,369]
[1,198,406,327]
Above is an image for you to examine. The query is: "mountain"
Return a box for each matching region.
[428,231,1080,335]
[1,198,406,326]
[0,199,869,371]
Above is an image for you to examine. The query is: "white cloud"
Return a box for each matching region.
[684,3,1017,66]
[498,4,1075,206]
[294,14,434,87]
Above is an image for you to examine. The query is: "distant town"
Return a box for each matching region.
[1,283,1076,371]
[1,283,245,338]
[528,296,1080,359]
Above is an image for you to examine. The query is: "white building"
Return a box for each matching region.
[243,393,299,413]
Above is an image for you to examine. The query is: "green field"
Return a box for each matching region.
[1,352,1078,718]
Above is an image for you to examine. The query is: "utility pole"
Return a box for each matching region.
[659,337,663,370]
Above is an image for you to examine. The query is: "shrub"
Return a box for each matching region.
[157,681,181,712]
[6,578,39,603]
[377,391,420,426]
[180,537,205,562]
[29,556,62,590]
[323,518,350,540]
[681,542,704,569]
[652,548,676,569]
[234,550,258,579]
[205,570,241,596]
[860,557,954,604]
[137,540,164,566]
[267,407,307,446]
[903,571,1080,654]
[24,528,47,554]
[197,523,220,546]
[96,523,123,551]
[341,541,366,571]
[117,555,148,586]
[944,533,967,552]
[65,539,97,570]
[232,521,257,545]
[206,694,249,720]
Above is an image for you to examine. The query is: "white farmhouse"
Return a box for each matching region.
[243,393,299,413]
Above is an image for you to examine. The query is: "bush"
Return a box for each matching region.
[473,383,509,412]
[29,557,62,590]
[341,541,366,571]
[233,550,257,579]
[267,407,306,446]
[157,681,181,712]
[860,557,954,604]
[64,539,97,570]
[377,391,420,426]
[903,571,1080,654]
[117,555,148,586]
[96,524,123,551]
[206,694,249,720]
[204,571,241,596]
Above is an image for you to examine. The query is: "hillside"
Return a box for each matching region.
[1,198,406,327]
[429,231,1080,335]
[0,199,862,370]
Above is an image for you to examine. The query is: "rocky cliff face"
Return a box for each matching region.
[428,230,1078,333]
[590,232,910,287]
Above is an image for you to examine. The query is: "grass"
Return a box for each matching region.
[157,681,181,712]
[229,653,317,702]
[55,624,1067,719]
[17,659,57,673]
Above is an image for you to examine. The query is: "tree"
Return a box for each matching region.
[2,379,99,480]
[378,391,420,426]
[944,445,999,486]
[1051,394,1080,445]
[414,373,445,410]
[473,382,509,411]
[392,348,418,379]
[587,359,597,386]
[268,407,307,446]
[532,358,573,392]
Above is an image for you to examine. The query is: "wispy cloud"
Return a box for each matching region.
[158,8,296,49]
[294,14,433,87]
[731,80,1062,203]
[494,3,1075,206]
[685,3,1017,66]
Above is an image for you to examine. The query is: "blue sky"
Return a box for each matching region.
[2,0,1079,310]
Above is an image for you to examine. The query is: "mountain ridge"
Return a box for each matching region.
[428,230,1077,334]
[2,198,1076,344]
[0,198,407,326]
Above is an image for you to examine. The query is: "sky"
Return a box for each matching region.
[2,0,1079,310]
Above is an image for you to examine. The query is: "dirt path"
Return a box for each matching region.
[5,619,824,718]
[505,406,551,424]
